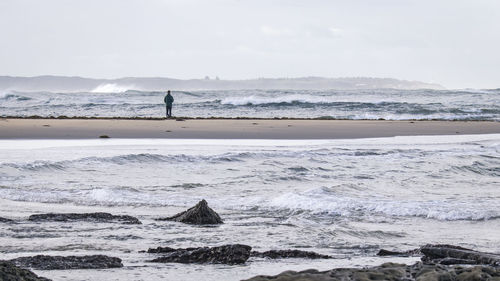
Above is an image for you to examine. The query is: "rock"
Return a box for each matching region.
[0,261,51,281]
[149,244,251,265]
[437,258,479,265]
[244,262,410,281]
[9,255,123,270]
[157,199,223,225]
[28,212,141,224]
[0,217,14,223]
[147,246,178,253]
[377,248,421,257]
[242,262,500,281]
[420,244,500,266]
[251,250,332,259]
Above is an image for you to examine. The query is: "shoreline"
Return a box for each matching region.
[1,118,500,139]
[3,116,500,121]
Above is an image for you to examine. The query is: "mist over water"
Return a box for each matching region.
[1,88,499,120]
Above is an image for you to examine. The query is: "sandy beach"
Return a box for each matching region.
[1,118,499,139]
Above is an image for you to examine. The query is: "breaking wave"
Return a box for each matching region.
[1,185,498,222]
[261,187,500,221]
[0,92,32,101]
[91,83,135,93]
[220,95,333,106]
[0,152,250,171]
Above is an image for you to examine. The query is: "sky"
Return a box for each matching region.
[1,0,499,89]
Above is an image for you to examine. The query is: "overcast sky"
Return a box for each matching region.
[1,0,499,88]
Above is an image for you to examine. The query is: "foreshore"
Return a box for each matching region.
[0,118,499,139]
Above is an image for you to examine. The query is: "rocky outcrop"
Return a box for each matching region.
[377,248,421,257]
[9,255,123,270]
[147,246,331,261]
[243,262,500,281]
[148,244,251,265]
[157,200,223,225]
[28,212,141,224]
[421,244,500,266]
[0,217,13,223]
[147,246,178,254]
[251,250,331,259]
[0,261,51,281]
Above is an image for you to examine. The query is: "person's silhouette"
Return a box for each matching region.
[164,90,174,118]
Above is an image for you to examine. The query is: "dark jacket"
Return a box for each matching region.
[164,94,174,106]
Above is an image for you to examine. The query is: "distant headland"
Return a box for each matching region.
[0,75,444,92]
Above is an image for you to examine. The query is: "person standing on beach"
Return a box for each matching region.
[164,90,174,118]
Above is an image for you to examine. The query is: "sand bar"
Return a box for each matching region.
[0,118,499,139]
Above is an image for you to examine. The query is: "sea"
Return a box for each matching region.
[1,87,499,120]
[0,87,499,281]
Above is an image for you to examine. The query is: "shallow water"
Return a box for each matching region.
[1,135,499,280]
[1,88,500,120]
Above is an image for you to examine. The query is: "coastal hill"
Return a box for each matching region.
[0,75,444,92]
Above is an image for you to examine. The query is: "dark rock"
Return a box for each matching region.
[147,246,178,254]
[0,217,14,223]
[420,244,500,266]
[28,212,141,224]
[422,244,473,251]
[251,250,332,259]
[242,262,500,281]
[0,261,51,281]
[437,258,479,265]
[157,199,223,225]
[377,248,421,257]
[9,255,123,270]
[149,244,251,265]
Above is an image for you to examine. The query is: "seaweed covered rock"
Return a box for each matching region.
[9,255,123,270]
[0,261,51,281]
[243,262,500,281]
[420,244,500,266]
[149,244,251,265]
[28,212,141,224]
[251,249,332,259]
[377,248,421,257]
[158,199,223,225]
[147,246,178,254]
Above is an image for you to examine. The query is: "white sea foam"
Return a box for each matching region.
[263,187,500,221]
[91,83,134,93]
[0,91,9,99]
[0,186,199,208]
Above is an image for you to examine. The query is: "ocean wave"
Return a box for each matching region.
[91,83,135,93]
[450,161,500,177]
[0,152,250,171]
[0,92,32,101]
[1,184,499,222]
[261,187,500,221]
[1,147,475,172]
[219,95,434,107]
[2,160,66,171]
[220,95,330,106]
[0,187,164,207]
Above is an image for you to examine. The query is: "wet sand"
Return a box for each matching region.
[0,118,499,139]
